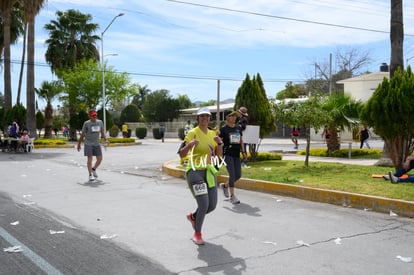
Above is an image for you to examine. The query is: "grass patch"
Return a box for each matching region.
[219,160,414,202]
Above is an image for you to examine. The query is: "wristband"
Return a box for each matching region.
[217,143,223,146]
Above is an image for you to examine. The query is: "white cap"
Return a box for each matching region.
[197,107,211,115]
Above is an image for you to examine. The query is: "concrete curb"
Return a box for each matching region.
[162,160,414,218]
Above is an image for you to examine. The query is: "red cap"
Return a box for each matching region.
[89,110,97,116]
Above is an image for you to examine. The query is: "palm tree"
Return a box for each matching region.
[23,0,45,138]
[44,9,100,76]
[1,2,25,106]
[35,80,62,138]
[321,93,362,156]
[1,0,16,116]
[44,9,100,140]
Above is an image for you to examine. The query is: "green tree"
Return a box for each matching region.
[276,81,306,100]
[131,85,150,111]
[199,100,216,107]
[142,90,180,122]
[321,93,362,155]
[4,103,26,130]
[177,94,193,109]
[97,108,114,131]
[361,67,414,169]
[69,110,89,140]
[281,94,328,167]
[35,80,63,138]
[59,59,132,124]
[44,9,100,76]
[35,110,45,136]
[234,73,275,159]
[120,104,140,124]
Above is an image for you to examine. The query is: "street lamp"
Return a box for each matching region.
[101,13,124,133]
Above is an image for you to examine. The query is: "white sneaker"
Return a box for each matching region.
[220,183,229,198]
[230,195,240,204]
[89,175,95,182]
[92,169,98,178]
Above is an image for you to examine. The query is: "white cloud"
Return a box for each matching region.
[8,0,414,107]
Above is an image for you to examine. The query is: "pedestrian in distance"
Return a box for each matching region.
[184,120,193,136]
[8,120,19,151]
[159,123,165,142]
[357,125,371,149]
[386,155,414,183]
[77,109,108,182]
[122,123,128,138]
[178,107,223,245]
[321,126,331,143]
[290,127,300,149]
[218,110,247,204]
[20,129,31,152]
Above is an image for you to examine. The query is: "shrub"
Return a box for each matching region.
[34,138,67,145]
[120,104,140,123]
[109,125,119,137]
[136,127,147,139]
[107,137,135,144]
[297,148,382,157]
[254,152,282,161]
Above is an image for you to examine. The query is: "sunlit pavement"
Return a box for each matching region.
[0,138,413,274]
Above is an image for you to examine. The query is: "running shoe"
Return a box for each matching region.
[230,194,240,204]
[388,171,399,184]
[186,213,196,231]
[220,183,230,198]
[89,175,95,182]
[92,169,98,178]
[192,232,205,245]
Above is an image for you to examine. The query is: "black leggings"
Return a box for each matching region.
[224,155,241,188]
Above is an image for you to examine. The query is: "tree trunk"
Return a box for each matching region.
[326,127,340,156]
[379,0,404,167]
[375,140,394,167]
[2,2,13,120]
[44,103,53,138]
[390,0,404,78]
[17,23,27,104]
[26,17,37,137]
[304,126,311,167]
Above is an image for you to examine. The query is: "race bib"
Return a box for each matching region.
[229,132,241,144]
[192,182,208,196]
[91,125,101,132]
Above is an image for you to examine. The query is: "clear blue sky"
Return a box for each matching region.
[7,0,414,108]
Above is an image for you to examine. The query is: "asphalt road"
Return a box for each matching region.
[0,138,413,275]
[0,193,171,275]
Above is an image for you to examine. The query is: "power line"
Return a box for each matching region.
[166,0,414,37]
[8,58,304,84]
